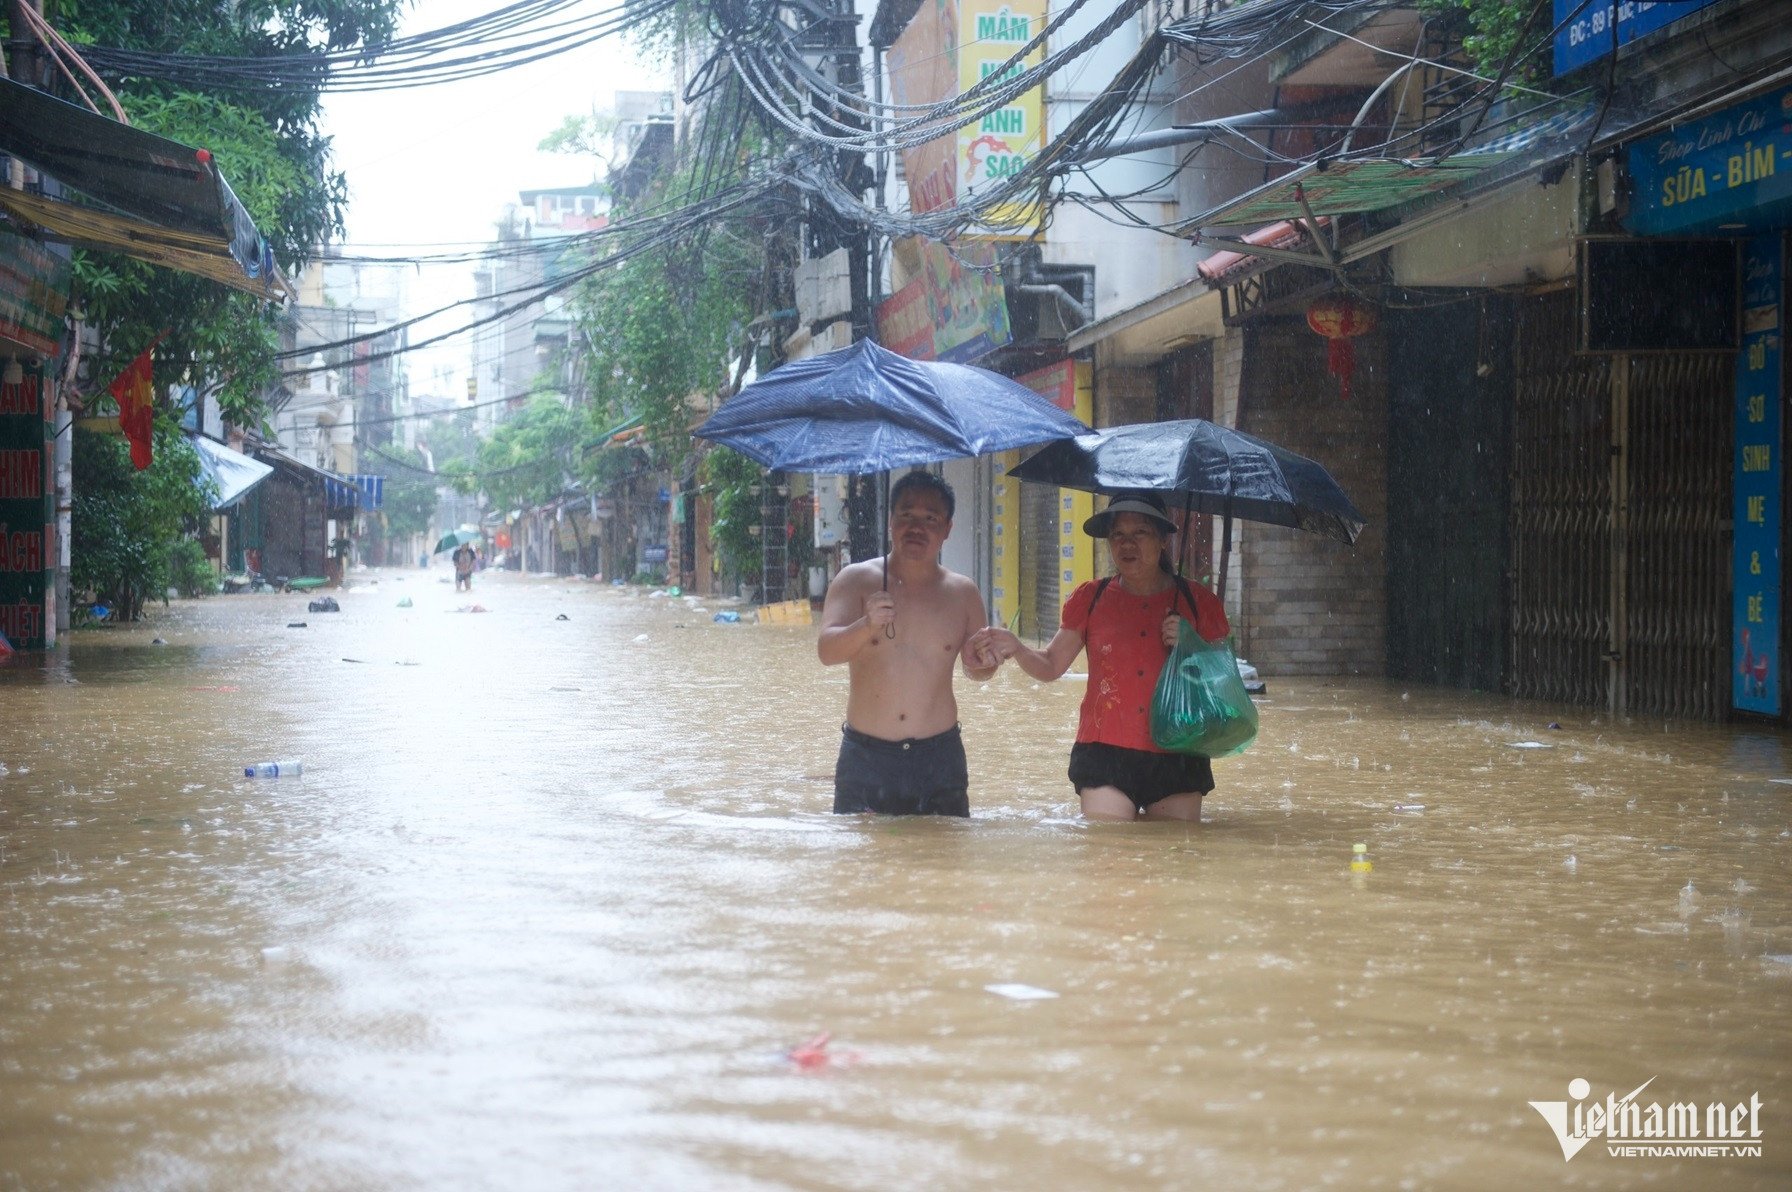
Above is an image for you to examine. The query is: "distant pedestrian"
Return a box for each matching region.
[452,543,476,591]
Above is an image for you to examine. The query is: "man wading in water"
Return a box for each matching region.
[818,471,1000,816]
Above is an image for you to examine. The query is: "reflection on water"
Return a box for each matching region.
[1,570,1787,1190]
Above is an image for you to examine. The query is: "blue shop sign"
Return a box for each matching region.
[1733,234,1782,716]
[1554,0,1722,77]
[1626,84,1792,236]
[642,544,669,564]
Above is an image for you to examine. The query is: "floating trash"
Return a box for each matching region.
[785,1031,858,1070]
[1507,741,1553,749]
[396,597,413,608]
[985,983,1059,1001]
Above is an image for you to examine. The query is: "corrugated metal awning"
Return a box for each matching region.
[1180,153,1517,231]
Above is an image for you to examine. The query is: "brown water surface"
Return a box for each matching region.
[1,569,1787,1190]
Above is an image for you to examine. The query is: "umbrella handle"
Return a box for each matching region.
[881,552,894,638]
[882,471,895,639]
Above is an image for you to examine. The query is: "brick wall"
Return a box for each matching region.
[1233,318,1387,676]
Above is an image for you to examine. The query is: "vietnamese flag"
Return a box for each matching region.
[108,341,156,470]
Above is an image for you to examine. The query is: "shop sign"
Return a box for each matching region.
[888,1,957,217]
[1733,234,1781,715]
[0,226,70,357]
[1554,0,1722,77]
[956,0,1046,236]
[889,0,1046,235]
[1016,358,1076,411]
[0,359,50,647]
[876,237,1011,363]
[1625,83,1792,236]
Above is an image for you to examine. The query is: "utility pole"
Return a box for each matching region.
[793,0,880,561]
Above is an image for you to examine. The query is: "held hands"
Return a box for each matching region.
[973,625,1022,661]
[966,626,1019,671]
[1162,613,1181,649]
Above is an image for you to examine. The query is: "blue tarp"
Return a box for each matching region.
[325,474,384,510]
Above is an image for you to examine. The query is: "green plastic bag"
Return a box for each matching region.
[1150,619,1259,757]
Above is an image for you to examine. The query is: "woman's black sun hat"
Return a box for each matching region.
[1083,494,1176,538]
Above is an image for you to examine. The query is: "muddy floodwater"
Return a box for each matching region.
[1,569,1787,1190]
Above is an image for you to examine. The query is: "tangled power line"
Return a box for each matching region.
[63,0,1586,373]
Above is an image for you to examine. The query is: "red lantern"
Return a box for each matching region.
[1305,295,1379,400]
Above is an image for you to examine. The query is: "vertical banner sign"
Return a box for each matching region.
[0,359,50,648]
[959,0,1047,235]
[1733,234,1782,715]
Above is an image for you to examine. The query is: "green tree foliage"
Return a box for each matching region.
[701,446,766,582]
[539,112,621,170]
[1418,0,1553,88]
[575,236,757,457]
[452,396,585,513]
[71,422,215,621]
[359,445,439,539]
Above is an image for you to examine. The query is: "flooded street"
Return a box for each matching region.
[2,569,1787,1190]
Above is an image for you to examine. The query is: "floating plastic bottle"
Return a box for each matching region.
[1350,843,1373,874]
[245,759,303,778]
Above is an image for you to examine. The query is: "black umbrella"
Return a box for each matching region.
[1008,418,1366,594]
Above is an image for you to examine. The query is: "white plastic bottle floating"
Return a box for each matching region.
[1350,843,1373,874]
[245,759,303,778]
[1678,881,1699,915]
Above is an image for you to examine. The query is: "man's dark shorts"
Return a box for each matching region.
[1068,741,1213,810]
[834,724,969,817]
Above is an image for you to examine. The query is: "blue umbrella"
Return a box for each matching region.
[693,338,1089,473]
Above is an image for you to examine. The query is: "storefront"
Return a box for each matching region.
[0,224,68,648]
[1620,82,1792,719]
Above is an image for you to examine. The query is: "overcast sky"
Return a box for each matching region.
[318,1,670,398]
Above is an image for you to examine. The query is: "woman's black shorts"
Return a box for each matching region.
[1068,741,1213,809]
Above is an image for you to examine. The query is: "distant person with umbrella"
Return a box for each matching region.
[970,494,1229,822]
[818,470,1001,818]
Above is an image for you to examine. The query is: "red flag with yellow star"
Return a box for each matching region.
[108,341,156,470]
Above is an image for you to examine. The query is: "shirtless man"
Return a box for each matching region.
[818,470,1000,816]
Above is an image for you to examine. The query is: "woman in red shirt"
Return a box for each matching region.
[974,494,1229,821]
